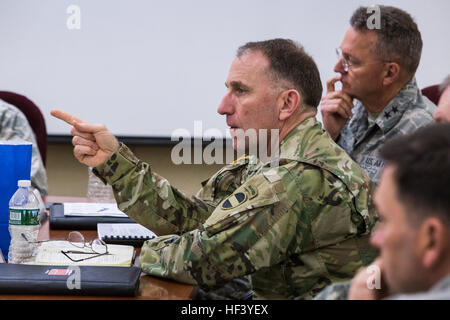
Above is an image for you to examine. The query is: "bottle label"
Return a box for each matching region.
[9,208,40,225]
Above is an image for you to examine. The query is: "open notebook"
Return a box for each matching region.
[34,241,135,267]
[97,223,157,247]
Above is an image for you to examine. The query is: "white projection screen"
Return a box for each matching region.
[0,0,448,141]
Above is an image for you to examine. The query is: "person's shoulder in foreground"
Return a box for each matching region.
[316,123,450,300]
[0,99,48,195]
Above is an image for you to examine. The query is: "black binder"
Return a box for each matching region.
[101,236,152,248]
[0,264,141,296]
[49,203,135,230]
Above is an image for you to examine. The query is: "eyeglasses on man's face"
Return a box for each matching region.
[335,47,388,73]
[336,47,352,72]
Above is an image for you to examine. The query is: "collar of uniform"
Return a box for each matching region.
[277,116,371,202]
[429,274,450,293]
[348,102,369,132]
[373,77,419,134]
[279,116,320,160]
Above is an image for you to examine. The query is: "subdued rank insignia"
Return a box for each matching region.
[222,192,247,210]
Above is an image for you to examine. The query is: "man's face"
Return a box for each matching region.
[335,27,386,100]
[217,50,281,151]
[370,165,427,294]
[434,86,450,123]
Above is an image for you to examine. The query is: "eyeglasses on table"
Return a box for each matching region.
[22,230,110,263]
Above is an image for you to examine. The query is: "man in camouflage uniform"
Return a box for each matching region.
[321,5,435,184]
[52,39,378,299]
[0,99,48,195]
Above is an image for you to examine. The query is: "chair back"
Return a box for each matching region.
[421,85,442,106]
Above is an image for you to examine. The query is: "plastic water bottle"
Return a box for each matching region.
[8,180,40,264]
[87,167,115,202]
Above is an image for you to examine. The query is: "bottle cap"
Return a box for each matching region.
[18,180,31,187]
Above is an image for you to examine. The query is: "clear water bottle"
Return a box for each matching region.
[87,167,115,202]
[8,180,40,264]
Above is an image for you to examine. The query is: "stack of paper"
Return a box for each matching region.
[63,202,128,218]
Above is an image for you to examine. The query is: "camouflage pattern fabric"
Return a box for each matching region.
[192,276,253,300]
[337,77,436,184]
[314,280,351,300]
[0,100,48,195]
[94,116,379,299]
[315,274,450,300]
[388,276,450,300]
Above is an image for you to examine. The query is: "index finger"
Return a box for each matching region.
[326,75,342,94]
[50,109,83,126]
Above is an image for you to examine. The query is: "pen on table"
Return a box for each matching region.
[164,237,178,244]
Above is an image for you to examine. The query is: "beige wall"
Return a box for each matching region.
[47,143,224,198]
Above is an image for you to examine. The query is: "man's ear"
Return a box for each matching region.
[279,89,301,121]
[382,62,401,86]
[419,217,447,269]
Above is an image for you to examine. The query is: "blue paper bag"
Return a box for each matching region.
[0,141,32,260]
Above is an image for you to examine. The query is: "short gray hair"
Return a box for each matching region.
[350,5,422,79]
[237,39,323,109]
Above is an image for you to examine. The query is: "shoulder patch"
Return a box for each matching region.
[222,192,248,210]
[204,173,280,234]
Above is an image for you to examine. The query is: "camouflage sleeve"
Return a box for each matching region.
[93,143,212,235]
[137,169,292,288]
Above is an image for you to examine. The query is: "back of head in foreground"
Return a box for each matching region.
[371,123,450,298]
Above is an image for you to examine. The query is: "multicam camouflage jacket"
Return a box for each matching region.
[0,100,48,195]
[337,77,436,184]
[94,116,378,299]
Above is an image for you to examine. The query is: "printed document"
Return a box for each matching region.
[63,202,128,217]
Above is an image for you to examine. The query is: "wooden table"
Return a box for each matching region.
[0,196,195,300]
